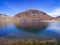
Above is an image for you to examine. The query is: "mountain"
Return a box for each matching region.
[14,9,53,21]
[0,14,12,22]
[53,16,60,20]
[56,16,60,19]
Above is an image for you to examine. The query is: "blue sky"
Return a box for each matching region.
[0,0,60,17]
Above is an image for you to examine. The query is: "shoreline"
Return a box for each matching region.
[0,38,59,45]
[13,20,60,22]
[0,20,60,22]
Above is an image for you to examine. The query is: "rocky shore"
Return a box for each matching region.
[0,38,60,45]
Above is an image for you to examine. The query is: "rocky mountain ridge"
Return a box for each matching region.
[0,9,60,22]
[14,10,54,21]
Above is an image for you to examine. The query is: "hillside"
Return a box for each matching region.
[0,14,12,22]
[14,10,53,21]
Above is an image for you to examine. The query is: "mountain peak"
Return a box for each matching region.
[25,9,46,13]
[24,9,47,15]
[14,9,53,21]
[15,9,48,17]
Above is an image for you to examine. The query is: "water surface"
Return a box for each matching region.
[0,22,60,40]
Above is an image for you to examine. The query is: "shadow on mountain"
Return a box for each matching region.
[14,22,48,33]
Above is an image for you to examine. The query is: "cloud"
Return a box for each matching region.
[47,8,60,17]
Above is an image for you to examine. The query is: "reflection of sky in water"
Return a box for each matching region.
[38,22,60,39]
[0,22,60,40]
[47,22,60,34]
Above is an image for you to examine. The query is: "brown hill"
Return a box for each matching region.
[0,14,12,22]
[14,9,53,21]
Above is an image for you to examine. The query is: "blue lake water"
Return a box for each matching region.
[0,22,60,40]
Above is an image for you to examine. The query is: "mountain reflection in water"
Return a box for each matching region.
[14,22,48,33]
[0,22,60,40]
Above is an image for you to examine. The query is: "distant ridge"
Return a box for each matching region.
[56,16,60,18]
[0,14,12,22]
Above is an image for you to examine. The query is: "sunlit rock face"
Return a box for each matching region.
[14,22,48,33]
[14,9,53,21]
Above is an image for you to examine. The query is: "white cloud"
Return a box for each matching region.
[47,8,60,17]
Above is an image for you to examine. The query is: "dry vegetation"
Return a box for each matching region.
[0,38,60,45]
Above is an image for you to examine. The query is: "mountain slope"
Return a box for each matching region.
[0,14,12,22]
[14,10,53,21]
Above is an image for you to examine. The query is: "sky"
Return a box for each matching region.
[0,0,60,17]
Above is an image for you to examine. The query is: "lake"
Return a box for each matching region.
[0,22,60,41]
